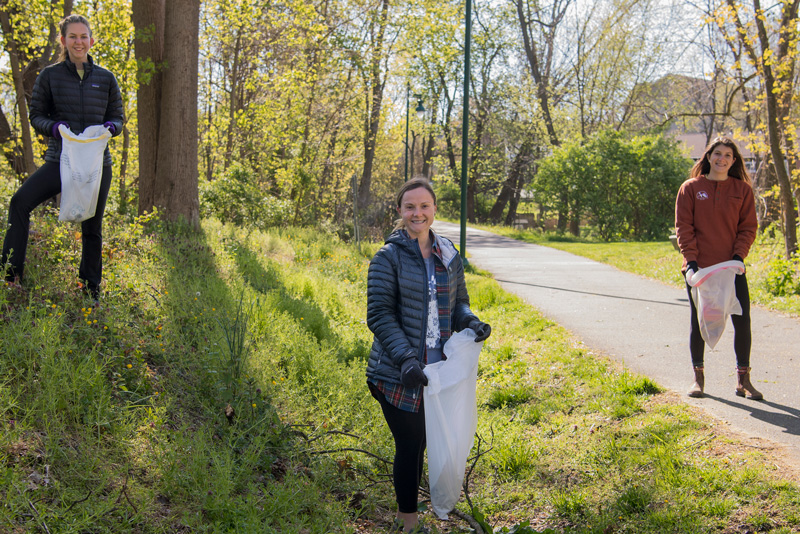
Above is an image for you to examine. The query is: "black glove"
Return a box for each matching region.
[400,358,428,388]
[469,319,492,342]
[733,255,743,263]
[684,261,698,282]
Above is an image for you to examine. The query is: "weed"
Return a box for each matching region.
[485,385,534,409]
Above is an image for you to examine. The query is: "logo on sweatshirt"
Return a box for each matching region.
[696,191,709,200]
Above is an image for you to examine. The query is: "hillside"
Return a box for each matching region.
[2,209,800,533]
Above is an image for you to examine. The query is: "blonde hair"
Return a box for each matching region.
[57,14,92,63]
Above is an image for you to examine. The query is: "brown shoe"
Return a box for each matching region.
[735,367,763,400]
[687,366,704,398]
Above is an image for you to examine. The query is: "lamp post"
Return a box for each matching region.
[405,86,425,181]
[459,0,473,264]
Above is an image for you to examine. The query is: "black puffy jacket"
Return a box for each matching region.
[29,55,124,167]
[365,229,477,385]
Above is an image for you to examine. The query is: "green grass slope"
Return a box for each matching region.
[1,210,799,533]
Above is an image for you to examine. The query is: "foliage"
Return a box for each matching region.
[764,255,800,297]
[435,180,496,221]
[200,163,293,230]
[531,130,691,241]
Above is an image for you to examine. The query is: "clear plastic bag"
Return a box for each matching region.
[423,329,484,520]
[59,124,111,222]
[687,260,745,349]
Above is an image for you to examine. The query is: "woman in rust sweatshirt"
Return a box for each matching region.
[675,136,761,400]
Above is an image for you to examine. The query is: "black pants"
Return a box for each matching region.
[1,160,112,291]
[686,273,751,368]
[369,382,426,514]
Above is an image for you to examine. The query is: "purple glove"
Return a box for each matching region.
[52,121,69,139]
[103,122,116,135]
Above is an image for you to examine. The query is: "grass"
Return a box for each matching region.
[0,203,799,532]
[471,221,800,317]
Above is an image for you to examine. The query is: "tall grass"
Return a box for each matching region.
[0,205,799,533]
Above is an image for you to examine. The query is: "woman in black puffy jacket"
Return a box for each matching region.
[1,14,124,300]
[366,177,491,533]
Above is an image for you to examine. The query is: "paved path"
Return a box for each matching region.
[434,221,800,463]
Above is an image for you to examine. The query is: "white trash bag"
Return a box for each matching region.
[423,328,483,520]
[58,124,111,222]
[687,260,745,349]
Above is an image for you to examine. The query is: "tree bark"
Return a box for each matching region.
[490,139,532,223]
[439,73,459,182]
[132,0,165,214]
[133,0,200,225]
[356,0,390,214]
[0,8,36,177]
[749,0,798,257]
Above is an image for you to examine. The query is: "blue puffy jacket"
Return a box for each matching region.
[365,229,477,384]
[29,54,124,167]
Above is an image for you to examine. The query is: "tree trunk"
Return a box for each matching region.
[155,0,200,223]
[514,0,563,148]
[0,9,36,177]
[504,172,523,227]
[357,0,390,213]
[439,74,459,182]
[751,0,797,257]
[0,104,26,178]
[133,0,200,225]
[132,0,165,214]
[489,140,531,223]
[223,32,241,171]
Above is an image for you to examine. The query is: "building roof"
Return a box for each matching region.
[673,133,755,160]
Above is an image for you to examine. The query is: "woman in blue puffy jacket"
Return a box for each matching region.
[366,177,491,533]
[1,14,124,300]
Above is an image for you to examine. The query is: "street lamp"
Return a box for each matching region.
[405,87,425,181]
[459,0,473,264]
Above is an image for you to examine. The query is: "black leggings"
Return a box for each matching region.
[369,382,426,514]
[1,161,112,291]
[686,273,751,368]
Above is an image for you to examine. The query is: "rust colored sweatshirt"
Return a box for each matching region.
[675,175,758,271]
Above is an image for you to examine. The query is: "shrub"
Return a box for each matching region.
[764,255,800,296]
[200,164,293,230]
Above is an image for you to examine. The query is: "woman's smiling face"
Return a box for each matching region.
[398,186,437,240]
[61,22,94,65]
[708,144,735,176]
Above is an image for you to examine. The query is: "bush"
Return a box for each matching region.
[200,164,293,230]
[434,179,496,221]
[764,255,800,296]
[531,131,691,241]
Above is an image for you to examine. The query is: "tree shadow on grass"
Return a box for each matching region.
[223,230,364,364]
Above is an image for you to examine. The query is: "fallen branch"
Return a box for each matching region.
[15,485,51,534]
[308,447,392,466]
[451,508,487,534]
[62,489,93,514]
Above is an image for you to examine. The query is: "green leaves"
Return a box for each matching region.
[533,130,691,241]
